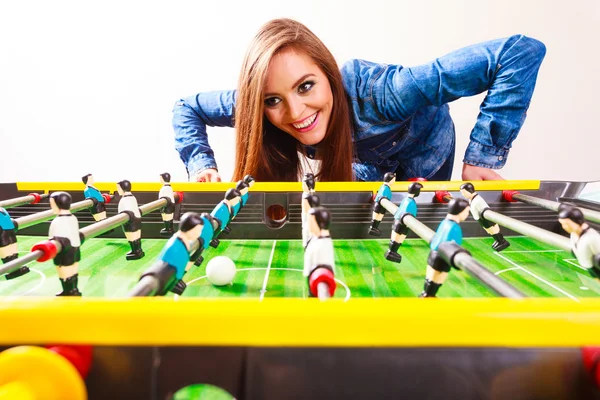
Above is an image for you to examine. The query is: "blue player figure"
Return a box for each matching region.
[171,213,219,293]
[368,172,396,236]
[154,212,204,296]
[237,174,255,209]
[385,182,423,263]
[0,206,30,279]
[210,188,241,248]
[82,174,108,222]
[190,212,218,267]
[420,199,470,298]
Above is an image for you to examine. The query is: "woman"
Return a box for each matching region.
[172,18,545,182]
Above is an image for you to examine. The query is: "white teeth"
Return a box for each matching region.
[293,113,317,129]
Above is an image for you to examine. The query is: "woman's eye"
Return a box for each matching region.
[264,97,281,107]
[298,81,315,94]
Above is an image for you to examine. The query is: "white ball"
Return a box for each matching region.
[205,256,236,286]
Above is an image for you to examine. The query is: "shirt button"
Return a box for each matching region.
[392,141,397,146]
[498,156,503,161]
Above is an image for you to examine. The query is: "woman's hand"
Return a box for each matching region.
[461,164,504,181]
[192,168,222,182]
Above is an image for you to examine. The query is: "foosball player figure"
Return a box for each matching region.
[302,194,320,247]
[238,174,255,208]
[49,192,82,296]
[82,173,109,222]
[158,172,175,236]
[191,212,218,267]
[116,180,145,260]
[420,199,470,298]
[385,182,423,263]
[558,206,600,276]
[158,212,205,295]
[304,207,336,299]
[209,188,241,247]
[0,206,30,279]
[368,172,396,236]
[459,182,510,252]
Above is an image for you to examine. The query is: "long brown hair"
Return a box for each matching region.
[232,19,354,182]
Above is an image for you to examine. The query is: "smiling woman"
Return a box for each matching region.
[172,18,546,183]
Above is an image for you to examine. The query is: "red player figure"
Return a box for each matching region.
[0,206,30,279]
[116,180,145,260]
[558,206,600,276]
[420,199,470,298]
[369,172,396,236]
[304,207,336,299]
[459,182,510,251]
[49,192,82,296]
[158,172,175,236]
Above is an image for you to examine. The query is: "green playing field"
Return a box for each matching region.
[1,235,599,300]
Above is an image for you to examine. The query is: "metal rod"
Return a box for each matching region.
[317,282,331,301]
[80,213,129,240]
[2,196,174,278]
[0,193,48,209]
[128,276,159,297]
[0,240,63,277]
[401,212,525,298]
[453,251,526,298]
[401,214,436,243]
[482,209,571,252]
[514,193,600,225]
[80,196,173,240]
[380,198,398,215]
[15,199,94,231]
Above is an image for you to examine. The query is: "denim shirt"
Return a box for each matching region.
[173,34,545,181]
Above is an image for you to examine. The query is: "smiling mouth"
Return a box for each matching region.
[291,112,319,132]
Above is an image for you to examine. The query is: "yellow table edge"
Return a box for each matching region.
[16,180,541,193]
[1,297,599,347]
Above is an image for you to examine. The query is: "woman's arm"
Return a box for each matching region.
[363,35,546,178]
[172,90,236,181]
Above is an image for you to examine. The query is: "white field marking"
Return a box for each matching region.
[494,252,580,302]
[259,241,277,302]
[501,249,565,253]
[580,286,590,291]
[179,267,352,302]
[494,267,520,276]
[563,259,588,272]
[8,268,46,298]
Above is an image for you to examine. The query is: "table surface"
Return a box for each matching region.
[2,235,597,300]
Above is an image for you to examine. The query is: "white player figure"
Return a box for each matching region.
[459,182,510,252]
[558,206,600,276]
[117,180,145,260]
[304,207,336,299]
[49,191,82,296]
[158,172,175,236]
[301,173,317,247]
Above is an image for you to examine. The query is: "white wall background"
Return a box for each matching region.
[0,0,598,183]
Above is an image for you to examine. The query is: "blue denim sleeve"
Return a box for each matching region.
[172,90,236,177]
[370,35,546,169]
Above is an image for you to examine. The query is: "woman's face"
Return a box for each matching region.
[263,48,333,146]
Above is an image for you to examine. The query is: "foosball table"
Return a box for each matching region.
[1,179,600,400]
